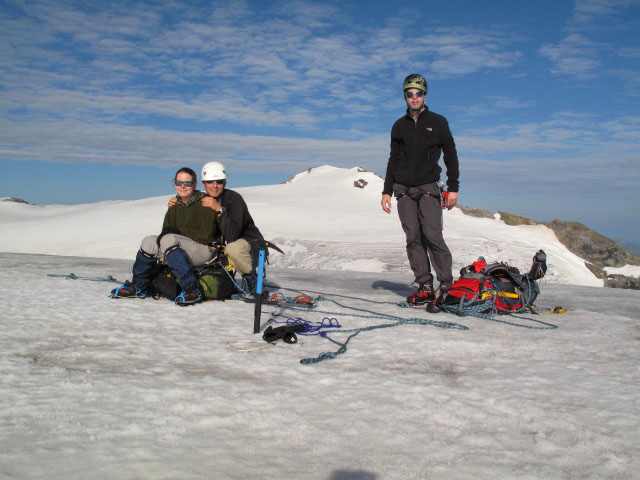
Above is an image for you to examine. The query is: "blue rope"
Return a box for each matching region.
[261,283,469,364]
[439,277,557,330]
[300,317,464,364]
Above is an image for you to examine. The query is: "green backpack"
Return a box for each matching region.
[195,262,237,300]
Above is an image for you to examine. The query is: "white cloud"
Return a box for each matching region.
[1,0,527,127]
[538,34,600,79]
[570,0,640,28]
[0,118,389,172]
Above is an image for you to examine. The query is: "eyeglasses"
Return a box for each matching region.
[405,90,425,98]
[203,179,225,185]
[173,180,194,187]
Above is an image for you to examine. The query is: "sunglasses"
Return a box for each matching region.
[203,179,225,185]
[405,90,425,98]
[173,180,194,187]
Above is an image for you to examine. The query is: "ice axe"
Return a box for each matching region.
[253,240,284,334]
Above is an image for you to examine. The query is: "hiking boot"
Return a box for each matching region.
[438,281,452,293]
[406,284,435,306]
[175,288,202,306]
[111,281,148,299]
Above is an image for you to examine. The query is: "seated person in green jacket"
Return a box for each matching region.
[111,167,217,305]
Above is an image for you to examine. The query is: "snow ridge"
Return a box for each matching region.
[0,165,601,286]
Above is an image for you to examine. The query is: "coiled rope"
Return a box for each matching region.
[262,283,470,364]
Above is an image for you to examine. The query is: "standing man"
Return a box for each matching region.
[196,161,265,294]
[111,167,217,306]
[381,74,459,305]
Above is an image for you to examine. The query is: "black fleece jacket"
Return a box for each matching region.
[383,106,459,195]
[214,189,263,244]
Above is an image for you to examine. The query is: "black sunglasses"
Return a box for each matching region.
[405,90,425,98]
[203,179,225,185]
[173,180,194,187]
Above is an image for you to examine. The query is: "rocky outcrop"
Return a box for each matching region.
[457,205,494,219]
[498,211,537,226]
[544,220,640,278]
[489,210,640,289]
[604,274,640,289]
[0,197,29,204]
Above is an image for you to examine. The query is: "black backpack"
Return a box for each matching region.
[149,260,237,301]
[150,265,182,301]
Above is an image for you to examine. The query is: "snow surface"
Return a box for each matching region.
[0,165,602,287]
[605,265,640,278]
[1,253,638,479]
[2,165,638,479]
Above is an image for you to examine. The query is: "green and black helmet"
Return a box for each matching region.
[403,73,428,94]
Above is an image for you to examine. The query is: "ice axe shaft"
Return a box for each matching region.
[252,240,285,334]
[253,244,266,334]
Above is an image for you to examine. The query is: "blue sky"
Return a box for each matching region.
[1,0,639,242]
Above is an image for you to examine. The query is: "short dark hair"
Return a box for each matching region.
[175,167,197,183]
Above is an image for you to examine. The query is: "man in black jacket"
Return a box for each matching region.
[381,73,459,305]
[199,161,265,294]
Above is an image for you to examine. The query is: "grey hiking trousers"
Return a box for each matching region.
[141,233,254,274]
[141,233,214,266]
[394,182,453,286]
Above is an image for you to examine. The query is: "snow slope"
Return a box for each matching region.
[0,253,638,479]
[0,165,600,287]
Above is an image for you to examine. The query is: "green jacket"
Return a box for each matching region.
[162,190,217,245]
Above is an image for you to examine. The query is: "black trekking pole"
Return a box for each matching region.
[253,240,267,334]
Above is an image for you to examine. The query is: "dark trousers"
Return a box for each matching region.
[395,183,453,286]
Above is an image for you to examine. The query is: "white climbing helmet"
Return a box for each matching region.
[201,161,227,181]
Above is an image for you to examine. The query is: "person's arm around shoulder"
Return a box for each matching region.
[201,195,222,213]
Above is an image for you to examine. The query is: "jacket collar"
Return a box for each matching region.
[405,105,429,120]
[175,189,205,207]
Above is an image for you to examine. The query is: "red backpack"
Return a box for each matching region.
[439,250,546,317]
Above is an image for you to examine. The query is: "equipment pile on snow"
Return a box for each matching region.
[437,250,548,318]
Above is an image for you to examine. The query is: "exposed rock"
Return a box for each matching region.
[456,205,640,289]
[353,179,368,189]
[457,205,494,219]
[0,197,29,204]
[545,220,640,274]
[498,211,538,226]
[605,274,640,289]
